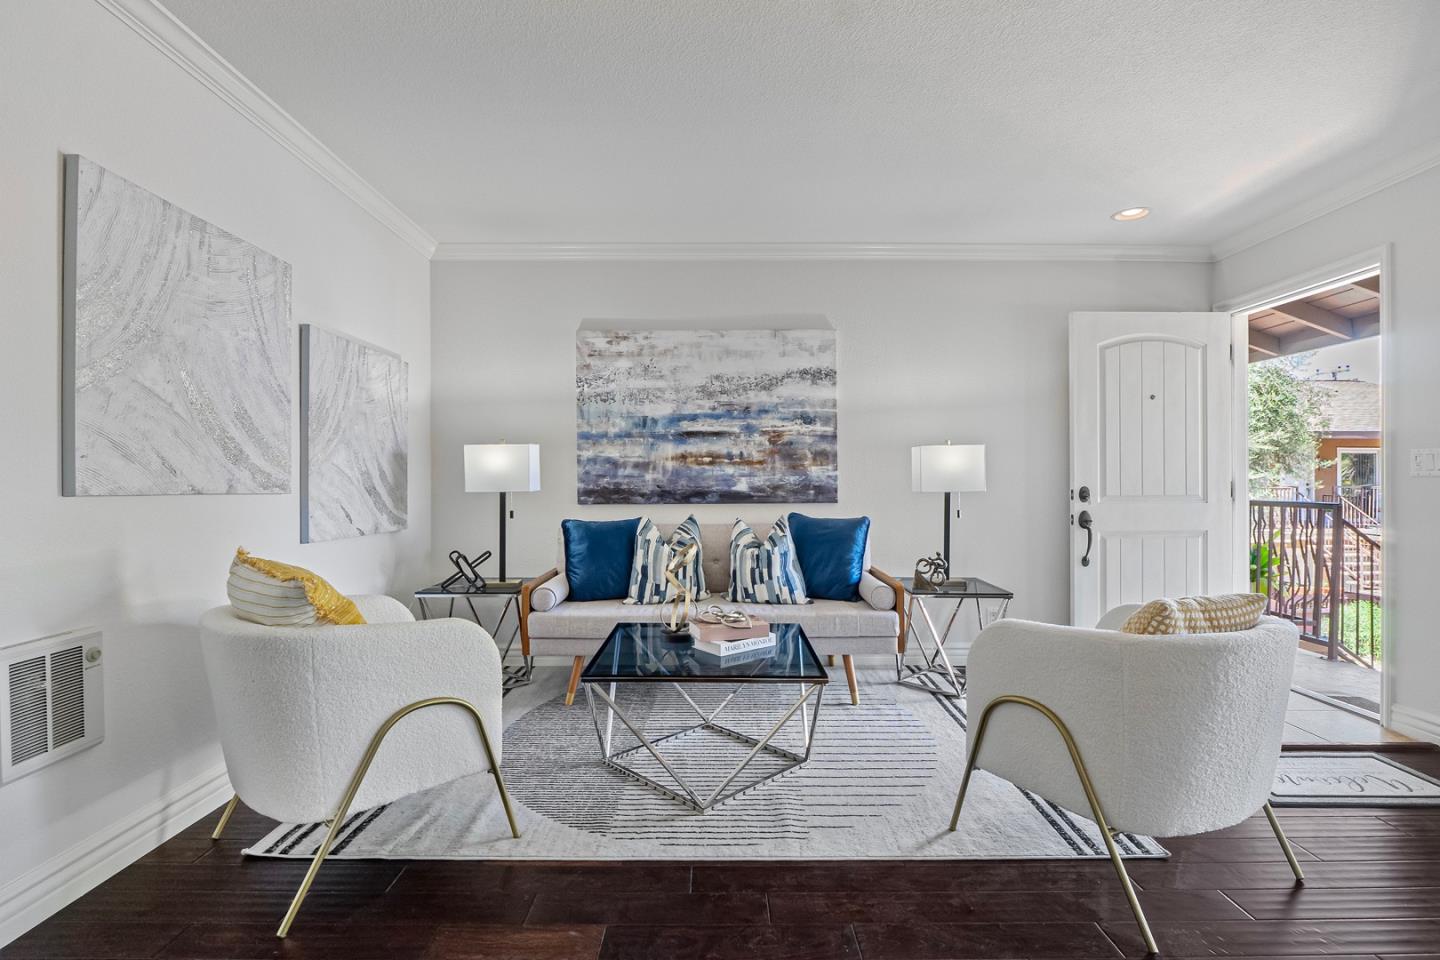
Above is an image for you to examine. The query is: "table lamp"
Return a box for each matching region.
[911,442,986,572]
[463,442,541,582]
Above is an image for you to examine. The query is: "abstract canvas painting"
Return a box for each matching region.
[62,155,291,496]
[301,325,408,542]
[576,327,837,504]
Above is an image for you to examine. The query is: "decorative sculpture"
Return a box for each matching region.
[663,541,699,635]
[914,551,949,588]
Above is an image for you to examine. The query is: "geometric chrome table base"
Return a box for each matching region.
[583,680,824,812]
[896,592,1011,699]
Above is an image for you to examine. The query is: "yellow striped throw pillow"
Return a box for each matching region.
[1121,593,1267,635]
[226,548,365,626]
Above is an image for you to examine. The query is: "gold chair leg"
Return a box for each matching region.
[211,794,240,841]
[1263,801,1306,883]
[276,696,520,938]
[949,695,1159,957]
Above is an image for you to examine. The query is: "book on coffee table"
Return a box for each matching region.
[689,617,776,657]
[691,632,777,658]
[690,616,770,643]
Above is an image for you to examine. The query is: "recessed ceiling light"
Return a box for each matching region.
[1111,207,1150,222]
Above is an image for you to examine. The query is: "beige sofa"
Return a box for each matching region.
[520,521,906,706]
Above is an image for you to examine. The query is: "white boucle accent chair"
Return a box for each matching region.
[949,604,1303,956]
[520,520,906,707]
[199,594,518,938]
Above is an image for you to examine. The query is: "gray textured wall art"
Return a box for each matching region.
[576,326,837,504]
[300,325,409,542]
[61,155,292,496]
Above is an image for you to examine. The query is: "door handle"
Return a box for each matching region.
[1077,510,1094,567]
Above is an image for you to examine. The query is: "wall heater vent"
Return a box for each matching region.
[1,630,104,782]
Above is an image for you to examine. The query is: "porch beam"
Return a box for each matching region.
[1275,312,1378,357]
[1248,329,1281,356]
[1269,300,1354,340]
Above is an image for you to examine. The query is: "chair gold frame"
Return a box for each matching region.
[950,694,1304,957]
[211,696,520,939]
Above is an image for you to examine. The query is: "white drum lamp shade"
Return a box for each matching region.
[464,444,541,493]
[463,443,541,582]
[912,443,986,493]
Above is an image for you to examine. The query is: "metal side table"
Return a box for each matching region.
[414,579,531,688]
[897,577,1013,698]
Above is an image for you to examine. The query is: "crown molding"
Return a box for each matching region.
[1211,141,1440,262]
[94,0,437,258]
[430,241,1216,263]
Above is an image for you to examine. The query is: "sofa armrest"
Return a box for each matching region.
[520,568,561,657]
[867,567,908,655]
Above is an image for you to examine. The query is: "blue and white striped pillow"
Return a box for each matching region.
[625,516,707,604]
[728,517,809,604]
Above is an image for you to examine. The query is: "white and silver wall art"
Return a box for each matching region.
[300,324,409,543]
[62,155,292,496]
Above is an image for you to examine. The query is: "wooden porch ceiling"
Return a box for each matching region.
[1247,275,1379,363]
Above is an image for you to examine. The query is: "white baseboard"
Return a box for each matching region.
[0,763,232,948]
[1390,704,1440,745]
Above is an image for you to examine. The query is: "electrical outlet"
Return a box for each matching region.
[1412,449,1440,477]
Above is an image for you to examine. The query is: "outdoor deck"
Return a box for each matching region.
[1286,650,1397,744]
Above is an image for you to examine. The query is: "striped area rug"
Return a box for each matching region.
[245,667,1168,861]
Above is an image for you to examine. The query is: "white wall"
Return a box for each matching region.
[0,0,432,928]
[431,258,1211,634]
[1213,163,1440,742]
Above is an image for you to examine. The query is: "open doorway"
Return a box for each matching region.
[1243,273,1384,730]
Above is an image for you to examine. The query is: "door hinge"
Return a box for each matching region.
[1230,479,1235,499]
[1229,343,1235,363]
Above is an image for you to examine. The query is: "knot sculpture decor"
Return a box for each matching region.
[693,605,755,629]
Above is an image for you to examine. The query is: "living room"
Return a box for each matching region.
[5,2,1440,958]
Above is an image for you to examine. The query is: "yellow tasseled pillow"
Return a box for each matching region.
[1121,593,1267,635]
[226,548,365,626]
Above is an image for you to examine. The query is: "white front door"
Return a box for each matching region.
[1069,312,1235,627]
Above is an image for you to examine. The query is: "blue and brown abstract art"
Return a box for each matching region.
[576,327,838,504]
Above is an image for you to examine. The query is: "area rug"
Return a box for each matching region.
[244,667,1168,861]
[1271,751,1440,807]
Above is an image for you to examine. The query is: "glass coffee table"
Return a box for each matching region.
[580,621,828,812]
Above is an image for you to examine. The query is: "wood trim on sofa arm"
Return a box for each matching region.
[518,568,560,658]
[868,566,907,656]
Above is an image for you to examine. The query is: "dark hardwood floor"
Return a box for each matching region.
[7,744,1440,959]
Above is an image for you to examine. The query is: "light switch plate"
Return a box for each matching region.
[1411,449,1440,477]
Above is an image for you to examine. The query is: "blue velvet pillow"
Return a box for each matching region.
[562,517,641,601]
[786,513,870,601]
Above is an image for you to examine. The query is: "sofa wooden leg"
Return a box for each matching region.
[565,656,584,706]
[843,655,859,705]
[827,654,835,666]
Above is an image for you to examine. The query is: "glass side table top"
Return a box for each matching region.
[581,621,828,684]
[413,579,526,597]
[901,576,1014,599]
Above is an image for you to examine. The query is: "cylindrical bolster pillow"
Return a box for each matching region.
[858,572,896,612]
[530,574,569,612]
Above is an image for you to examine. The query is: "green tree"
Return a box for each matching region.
[1248,356,1330,495]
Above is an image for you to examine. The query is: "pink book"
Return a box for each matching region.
[689,617,771,644]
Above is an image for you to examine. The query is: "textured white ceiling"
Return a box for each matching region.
[162,0,1440,248]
